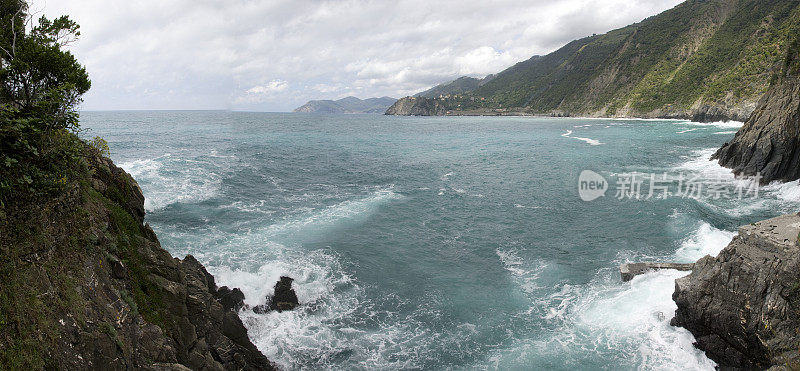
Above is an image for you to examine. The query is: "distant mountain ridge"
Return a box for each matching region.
[387,0,800,120]
[294,96,396,113]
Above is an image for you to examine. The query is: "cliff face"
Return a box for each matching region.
[0,148,272,370]
[712,39,800,183]
[384,96,447,116]
[671,214,800,369]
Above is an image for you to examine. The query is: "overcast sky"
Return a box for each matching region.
[30,0,683,111]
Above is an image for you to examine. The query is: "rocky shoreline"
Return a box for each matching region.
[0,150,275,370]
[671,214,800,369]
[384,95,753,122]
[712,39,800,184]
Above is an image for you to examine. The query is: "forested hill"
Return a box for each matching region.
[294,96,396,113]
[390,0,800,120]
[414,75,493,98]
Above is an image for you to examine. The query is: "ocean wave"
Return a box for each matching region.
[258,188,401,243]
[486,218,735,370]
[672,149,800,216]
[496,248,548,294]
[673,222,735,262]
[222,248,366,370]
[119,154,222,211]
[488,268,716,370]
[561,130,603,145]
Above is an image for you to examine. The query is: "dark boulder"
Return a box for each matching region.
[216,286,245,312]
[252,276,300,314]
[270,276,299,312]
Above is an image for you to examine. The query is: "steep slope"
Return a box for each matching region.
[384,96,448,116]
[294,96,396,113]
[712,34,800,183]
[389,0,800,120]
[414,75,493,98]
[0,145,273,370]
[671,214,800,368]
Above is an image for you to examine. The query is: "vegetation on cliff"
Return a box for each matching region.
[0,2,272,368]
[293,96,396,113]
[391,0,800,120]
[712,29,800,182]
[414,75,493,99]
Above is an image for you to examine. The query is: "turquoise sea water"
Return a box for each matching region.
[80,112,800,370]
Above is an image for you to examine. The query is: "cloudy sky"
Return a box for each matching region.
[31,0,683,111]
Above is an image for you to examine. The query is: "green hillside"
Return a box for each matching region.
[415,75,493,98]
[411,0,800,120]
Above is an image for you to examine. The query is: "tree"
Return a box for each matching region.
[0,0,91,206]
[0,0,90,132]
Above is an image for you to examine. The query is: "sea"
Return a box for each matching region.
[80,111,800,370]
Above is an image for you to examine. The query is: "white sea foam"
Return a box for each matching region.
[673,148,733,180]
[487,218,735,370]
[259,188,401,243]
[120,155,222,211]
[488,267,717,370]
[573,270,716,370]
[681,120,744,128]
[561,130,604,145]
[201,188,409,369]
[496,248,547,294]
[712,131,737,135]
[674,222,736,262]
[677,128,699,134]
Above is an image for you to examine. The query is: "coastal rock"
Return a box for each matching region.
[385,96,447,116]
[712,40,800,183]
[216,286,246,312]
[270,276,299,312]
[671,214,800,369]
[253,276,300,313]
[0,148,274,370]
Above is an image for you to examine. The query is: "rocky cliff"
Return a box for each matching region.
[671,214,800,369]
[712,37,800,183]
[384,96,448,116]
[0,147,273,370]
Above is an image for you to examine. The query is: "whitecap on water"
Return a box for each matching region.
[119,154,222,211]
[561,130,604,145]
[673,222,735,262]
[487,217,734,370]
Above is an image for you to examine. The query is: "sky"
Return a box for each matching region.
[30,0,684,112]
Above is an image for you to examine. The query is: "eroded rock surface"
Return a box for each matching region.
[671,214,800,369]
[713,40,800,183]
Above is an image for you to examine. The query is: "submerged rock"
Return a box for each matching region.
[712,39,800,183]
[671,214,800,368]
[253,276,300,313]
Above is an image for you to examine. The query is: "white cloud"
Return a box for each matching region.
[30,0,684,111]
[247,80,289,94]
